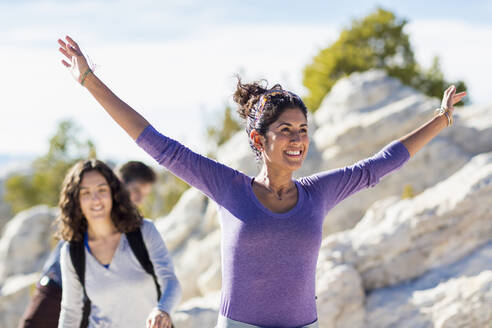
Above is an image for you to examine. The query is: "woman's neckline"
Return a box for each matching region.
[84,231,123,269]
[247,176,304,218]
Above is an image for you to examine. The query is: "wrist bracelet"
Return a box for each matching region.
[80,68,92,86]
[434,107,453,127]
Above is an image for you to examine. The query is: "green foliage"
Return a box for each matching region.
[139,171,190,219]
[402,184,415,199]
[303,8,468,112]
[4,120,96,213]
[414,56,467,105]
[207,105,241,149]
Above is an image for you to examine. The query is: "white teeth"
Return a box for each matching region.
[286,150,301,156]
[91,206,103,211]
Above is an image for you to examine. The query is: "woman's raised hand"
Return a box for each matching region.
[441,85,467,116]
[58,36,91,84]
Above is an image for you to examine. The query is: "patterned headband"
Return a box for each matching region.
[252,89,301,128]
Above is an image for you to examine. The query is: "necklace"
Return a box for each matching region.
[261,179,296,201]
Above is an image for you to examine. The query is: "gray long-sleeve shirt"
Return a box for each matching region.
[58,219,181,328]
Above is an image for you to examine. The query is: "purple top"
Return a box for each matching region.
[136,125,410,327]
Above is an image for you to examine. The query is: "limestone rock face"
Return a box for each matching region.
[155,188,221,301]
[216,131,257,177]
[0,205,57,327]
[443,104,492,154]
[365,242,492,328]
[314,151,492,327]
[311,70,492,233]
[173,230,221,301]
[322,137,471,233]
[0,273,39,328]
[314,70,418,127]
[316,264,365,328]
[172,292,220,328]
[320,151,492,291]
[155,188,209,253]
[0,205,57,283]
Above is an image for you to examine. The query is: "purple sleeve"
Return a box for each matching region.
[303,140,410,211]
[136,125,243,205]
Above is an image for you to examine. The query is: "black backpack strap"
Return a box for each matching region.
[126,227,162,300]
[68,241,91,328]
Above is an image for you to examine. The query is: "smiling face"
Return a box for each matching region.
[78,170,113,225]
[257,107,309,172]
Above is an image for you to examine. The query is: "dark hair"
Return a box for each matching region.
[55,159,143,242]
[232,77,308,160]
[117,161,156,184]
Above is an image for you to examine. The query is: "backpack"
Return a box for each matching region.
[69,227,161,328]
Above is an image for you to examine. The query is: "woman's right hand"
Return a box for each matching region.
[58,35,91,84]
[57,35,150,140]
[146,308,173,328]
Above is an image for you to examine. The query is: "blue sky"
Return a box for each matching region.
[1,0,491,164]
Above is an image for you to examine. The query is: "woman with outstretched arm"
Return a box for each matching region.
[58,35,465,328]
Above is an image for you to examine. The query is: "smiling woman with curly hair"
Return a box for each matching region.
[55,159,181,328]
[56,159,142,242]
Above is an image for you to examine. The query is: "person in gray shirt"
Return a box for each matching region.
[56,159,180,328]
[19,161,163,328]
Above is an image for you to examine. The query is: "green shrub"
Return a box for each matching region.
[4,120,96,213]
[303,8,467,112]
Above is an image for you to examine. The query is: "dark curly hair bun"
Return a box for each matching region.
[233,77,269,120]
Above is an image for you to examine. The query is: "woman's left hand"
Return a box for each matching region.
[146,308,172,328]
[441,85,467,115]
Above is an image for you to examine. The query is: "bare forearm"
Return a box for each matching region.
[83,72,150,140]
[398,113,449,157]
